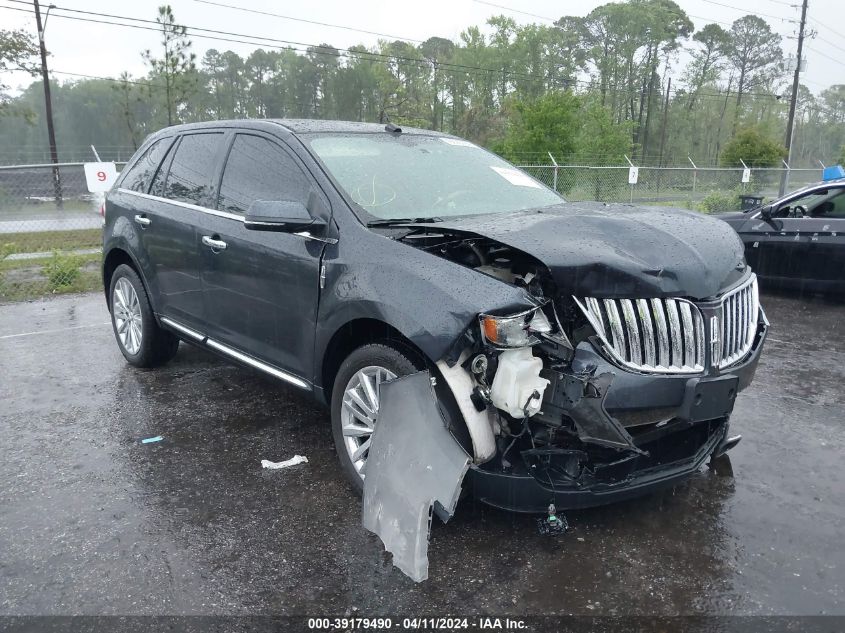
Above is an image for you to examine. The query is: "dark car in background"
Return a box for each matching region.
[102,119,767,513]
[718,174,845,294]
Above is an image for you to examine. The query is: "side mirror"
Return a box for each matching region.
[243,200,323,232]
[760,205,773,220]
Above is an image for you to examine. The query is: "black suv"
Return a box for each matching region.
[103,119,767,513]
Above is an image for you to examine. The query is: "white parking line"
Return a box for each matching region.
[0,321,110,340]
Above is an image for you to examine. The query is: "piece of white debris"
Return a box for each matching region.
[261,455,308,469]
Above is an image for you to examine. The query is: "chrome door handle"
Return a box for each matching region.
[202,235,227,251]
[134,214,151,226]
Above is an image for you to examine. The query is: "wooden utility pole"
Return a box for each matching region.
[658,77,672,168]
[33,0,62,208]
[780,0,809,196]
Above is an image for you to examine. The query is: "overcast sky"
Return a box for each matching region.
[2,0,844,96]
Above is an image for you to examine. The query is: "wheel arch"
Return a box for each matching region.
[102,247,151,310]
[321,317,475,458]
[320,318,427,403]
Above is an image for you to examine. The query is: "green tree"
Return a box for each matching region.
[838,146,845,167]
[493,91,582,162]
[684,24,730,111]
[576,101,632,200]
[726,16,782,130]
[575,101,631,165]
[112,72,146,149]
[720,126,786,167]
[0,28,39,118]
[142,5,197,126]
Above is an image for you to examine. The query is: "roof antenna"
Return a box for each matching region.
[384,122,402,134]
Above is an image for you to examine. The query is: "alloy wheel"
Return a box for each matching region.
[112,277,143,355]
[340,365,397,476]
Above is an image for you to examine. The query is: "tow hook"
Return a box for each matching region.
[711,433,742,460]
[537,503,568,537]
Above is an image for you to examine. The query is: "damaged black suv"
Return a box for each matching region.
[103,120,768,513]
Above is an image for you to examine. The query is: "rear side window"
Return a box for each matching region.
[148,140,176,198]
[163,133,224,206]
[217,134,312,215]
[120,138,171,193]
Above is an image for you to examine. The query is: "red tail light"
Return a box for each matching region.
[99,201,105,217]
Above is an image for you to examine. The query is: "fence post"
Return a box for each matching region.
[688,156,697,205]
[780,158,791,195]
[548,152,558,193]
[740,159,750,194]
[624,155,637,203]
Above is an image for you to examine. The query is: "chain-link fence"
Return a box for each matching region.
[0,160,830,303]
[0,163,124,303]
[519,164,823,208]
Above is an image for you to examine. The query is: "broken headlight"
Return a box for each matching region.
[479,307,552,348]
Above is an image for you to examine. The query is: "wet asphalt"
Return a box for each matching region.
[0,289,843,617]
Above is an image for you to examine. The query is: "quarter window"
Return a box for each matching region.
[218,134,311,215]
[120,138,171,193]
[163,133,224,206]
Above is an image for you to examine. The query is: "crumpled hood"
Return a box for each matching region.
[422,202,748,300]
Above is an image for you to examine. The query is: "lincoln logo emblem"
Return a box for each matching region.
[710,314,721,367]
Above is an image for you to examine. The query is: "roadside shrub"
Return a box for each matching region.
[43,252,81,290]
[698,191,742,213]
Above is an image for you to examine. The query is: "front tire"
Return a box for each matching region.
[109,264,179,368]
[331,343,420,494]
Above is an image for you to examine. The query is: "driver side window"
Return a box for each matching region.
[217,134,311,215]
[777,191,826,218]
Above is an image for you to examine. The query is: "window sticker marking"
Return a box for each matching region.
[490,166,542,189]
[440,137,476,147]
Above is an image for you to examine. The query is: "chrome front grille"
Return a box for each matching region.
[717,274,759,369]
[575,274,759,375]
[576,296,706,374]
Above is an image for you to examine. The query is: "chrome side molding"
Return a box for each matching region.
[160,316,205,342]
[159,315,310,390]
[205,339,310,390]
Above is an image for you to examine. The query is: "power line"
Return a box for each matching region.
[190,0,425,44]
[698,0,798,25]
[0,1,565,88]
[759,0,801,7]
[473,0,737,29]
[4,66,156,86]
[52,70,153,86]
[805,45,845,68]
[0,1,786,101]
[813,34,845,56]
[808,19,845,45]
[472,0,557,22]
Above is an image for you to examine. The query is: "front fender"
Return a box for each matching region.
[314,233,536,377]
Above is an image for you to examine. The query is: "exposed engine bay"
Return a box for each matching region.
[397,227,759,504]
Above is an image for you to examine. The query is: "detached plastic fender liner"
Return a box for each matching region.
[362,371,471,582]
[436,351,497,464]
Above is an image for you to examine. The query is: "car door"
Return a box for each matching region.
[801,186,845,284]
[737,189,819,285]
[137,131,226,331]
[198,131,331,383]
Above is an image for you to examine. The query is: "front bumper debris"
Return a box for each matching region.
[467,416,729,513]
[467,318,767,513]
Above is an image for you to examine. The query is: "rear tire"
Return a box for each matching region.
[109,264,179,368]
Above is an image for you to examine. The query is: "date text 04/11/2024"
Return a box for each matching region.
[306,617,528,630]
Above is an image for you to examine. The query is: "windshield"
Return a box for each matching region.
[303,133,563,221]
